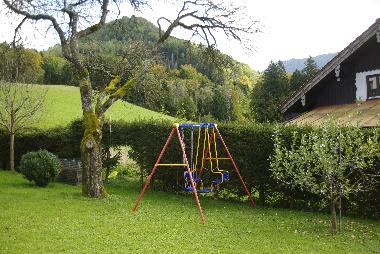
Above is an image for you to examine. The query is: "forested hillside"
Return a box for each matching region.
[40,16,260,122]
[0,18,327,125]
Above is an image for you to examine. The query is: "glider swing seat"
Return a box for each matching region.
[182,125,230,193]
[132,123,256,224]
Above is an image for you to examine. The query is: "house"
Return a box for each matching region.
[280,19,380,127]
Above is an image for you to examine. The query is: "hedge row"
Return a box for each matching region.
[0,121,83,170]
[0,119,379,218]
[117,121,327,211]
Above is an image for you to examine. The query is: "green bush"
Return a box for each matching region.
[19,150,61,187]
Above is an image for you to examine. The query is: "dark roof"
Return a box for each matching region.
[280,19,380,114]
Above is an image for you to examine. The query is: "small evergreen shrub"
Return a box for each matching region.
[19,149,61,187]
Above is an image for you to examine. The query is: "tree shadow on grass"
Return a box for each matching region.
[0,180,36,189]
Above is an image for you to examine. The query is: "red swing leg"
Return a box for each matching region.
[176,127,206,224]
[215,126,256,208]
[132,128,175,212]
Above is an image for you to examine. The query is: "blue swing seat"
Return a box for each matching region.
[184,172,200,183]
[212,171,230,184]
[185,186,215,193]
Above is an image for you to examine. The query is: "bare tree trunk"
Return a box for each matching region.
[330,198,338,233]
[9,132,14,171]
[81,111,105,197]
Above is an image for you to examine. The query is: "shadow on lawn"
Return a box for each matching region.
[1,180,36,189]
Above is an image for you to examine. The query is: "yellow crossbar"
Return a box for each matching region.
[156,163,189,167]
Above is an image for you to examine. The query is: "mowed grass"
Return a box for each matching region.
[30,84,174,129]
[1,171,379,254]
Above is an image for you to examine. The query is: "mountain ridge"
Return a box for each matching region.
[282,53,337,73]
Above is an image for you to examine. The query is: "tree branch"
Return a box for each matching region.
[11,17,27,47]
[156,0,260,48]
[76,0,110,38]
[96,77,137,116]
[3,0,67,46]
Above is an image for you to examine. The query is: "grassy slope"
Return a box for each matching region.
[34,85,174,129]
[1,171,379,254]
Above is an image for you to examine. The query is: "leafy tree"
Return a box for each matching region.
[42,54,66,84]
[236,74,253,94]
[0,43,44,83]
[212,84,232,121]
[125,61,251,122]
[3,0,259,197]
[250,61,289,122]
[126,64,169,110]
[42,53,79,85]
[0,83,47,171]
[195,85,214,117]
[270,121,380,233]
[229,86,246,122]
[289,69,306,92]
[42,54,73,85]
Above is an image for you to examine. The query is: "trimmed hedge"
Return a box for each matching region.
[117,121,322,209]
[0,121,83,169]
[0,119,379,218]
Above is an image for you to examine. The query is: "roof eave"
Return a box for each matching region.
[280,21,380,114]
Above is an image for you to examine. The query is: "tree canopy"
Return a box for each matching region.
[0,43,44,83]
[250,61,289,123]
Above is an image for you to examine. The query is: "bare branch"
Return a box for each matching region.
[156,0,261,49]
[12,17,27,47]
[3,0,67,46]
[76,0,110,38]
[0,83,47,133]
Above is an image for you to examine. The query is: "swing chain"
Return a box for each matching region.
[180,128,185,165]
[190,127,194,170]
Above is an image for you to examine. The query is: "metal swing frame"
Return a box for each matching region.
[132,123,256,224]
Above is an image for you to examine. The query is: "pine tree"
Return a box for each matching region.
[250,61,289,122]
[302,56,319,80]
[289,69,306,92]
[289,57,319,94]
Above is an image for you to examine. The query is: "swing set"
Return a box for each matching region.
[132,123,256,224]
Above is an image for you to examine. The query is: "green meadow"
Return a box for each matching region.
[1,171,379,254]
[31,84,174,129]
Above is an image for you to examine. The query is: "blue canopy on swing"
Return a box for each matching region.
[178,123,216,128]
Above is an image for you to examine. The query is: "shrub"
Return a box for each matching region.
[19,149,61,187]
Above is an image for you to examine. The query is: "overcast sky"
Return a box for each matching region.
[0,0,379,71]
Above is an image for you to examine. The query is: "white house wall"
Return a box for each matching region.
[355,69,380,101]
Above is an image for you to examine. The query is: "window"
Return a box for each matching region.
[367,74,380,98]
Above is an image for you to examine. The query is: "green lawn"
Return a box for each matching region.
[32,84,175,129]
[0,171,379,253]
